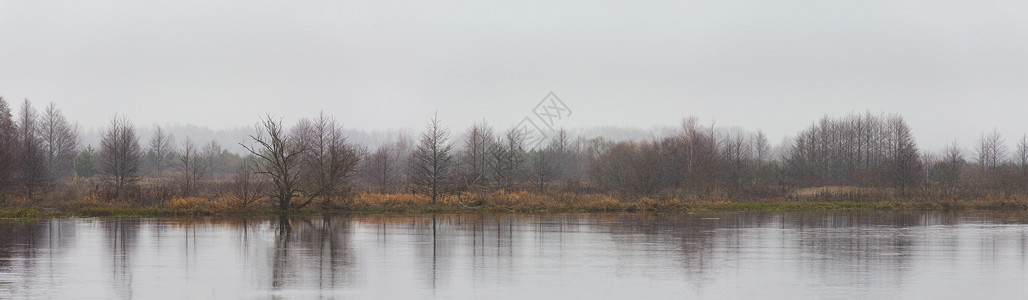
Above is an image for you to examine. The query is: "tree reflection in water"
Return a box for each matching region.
[266,215,357,295]
[1,212,1028,299]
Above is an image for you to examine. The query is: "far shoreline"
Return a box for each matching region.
[3,196,1028,220]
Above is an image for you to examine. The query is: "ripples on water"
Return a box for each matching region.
[2,212,1028,299]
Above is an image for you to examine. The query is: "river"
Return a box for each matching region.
[2,212,1028,299]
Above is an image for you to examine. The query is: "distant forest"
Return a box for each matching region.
[1,96,1027,209]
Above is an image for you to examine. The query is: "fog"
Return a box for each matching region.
[2,0,1027,152]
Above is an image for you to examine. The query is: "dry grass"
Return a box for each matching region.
[352,193,440,208]
[791,186,892,197]
[789,186,897,199]
[164,196,234,214]
[348,190,712,213]
[6,183,1028,218]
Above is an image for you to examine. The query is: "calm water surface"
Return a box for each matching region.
[2,212,1028,299]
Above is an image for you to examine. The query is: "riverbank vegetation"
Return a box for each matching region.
[3,189,1028,218]
[2,97,1028,216]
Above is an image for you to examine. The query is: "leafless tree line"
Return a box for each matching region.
[588,117,778,198]
[921,130,1028,196]
[6,96,1028,208]
[784,113,923,190]
[0,98,253,203]
[0,98,78,202]
[376,114,603,203]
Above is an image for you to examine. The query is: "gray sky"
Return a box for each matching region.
[2,0,1027,151]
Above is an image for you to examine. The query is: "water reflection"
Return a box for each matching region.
[266,215,357,292]
[0,219,76,299]
[2,212,1028,299]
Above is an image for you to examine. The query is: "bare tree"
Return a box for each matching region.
[975,129,1007,189]
[202,140,224,178]
[458,121,494,192]
[292,112,362,208]
[242,115,307,210]
[1016,135,1028,192]
[751,131,777,187]
[754,130,770,163]
[920,151,936,187]
[410,113,455,204]
[590,141,640,194]
[490,127,527,190]
[527,148,558,192]
[580,137,613,186]
[886,115,923,190]
[390,133,415,187]
[0,97,18,197]
[147,126,174,177]
[1018,135,1028,169]
[363,144,401,193]
[931,142,967,191]
[550,128,570,154]
[232,156,264,209]
[39,102,79,179]
[175,137,206,197]
[547,128,574,181]
[99,115,143,197]
[680,117,721,193]
[722,132,753,193]
[17,100,48,199]
[976,129,1006,170]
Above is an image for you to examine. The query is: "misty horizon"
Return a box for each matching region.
[3,0,1027,153]
[45,108,1028,159]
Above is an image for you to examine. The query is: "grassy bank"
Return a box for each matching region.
[3,189,1028,219]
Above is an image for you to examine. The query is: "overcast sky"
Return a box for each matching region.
[2,0,1027,151]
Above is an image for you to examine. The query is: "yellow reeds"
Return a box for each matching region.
[165,196,232,214]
